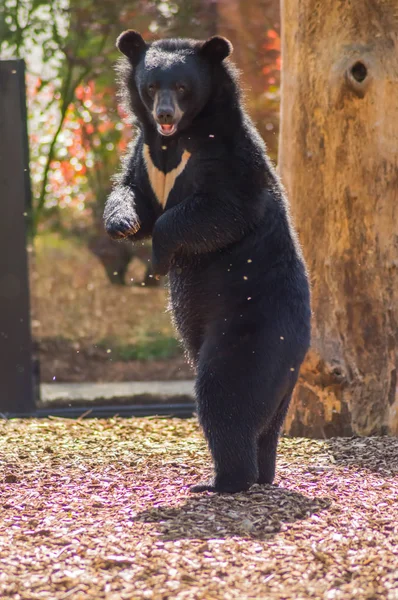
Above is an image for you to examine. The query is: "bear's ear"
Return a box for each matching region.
[199,36,233,62]
[116,30,147,64]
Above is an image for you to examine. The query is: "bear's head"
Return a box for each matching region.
[116,30,234,137]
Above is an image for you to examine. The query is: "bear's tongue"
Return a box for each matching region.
[160,124,173,133]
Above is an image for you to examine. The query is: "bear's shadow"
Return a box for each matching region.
[135,484,331,541]
[326,436,398,477]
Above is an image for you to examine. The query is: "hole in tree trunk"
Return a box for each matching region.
[350,61,367,83]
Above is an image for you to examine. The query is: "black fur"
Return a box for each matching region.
[104,33,311,493]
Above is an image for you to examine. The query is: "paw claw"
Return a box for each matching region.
[105,216,140,240]
[127,223,140,235]
[190,481,216,493]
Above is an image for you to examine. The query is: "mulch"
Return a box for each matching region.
[0,418,397,599]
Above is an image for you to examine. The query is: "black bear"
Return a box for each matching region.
[104,30,311,493]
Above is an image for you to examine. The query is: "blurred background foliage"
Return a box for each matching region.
[0,0,281,381]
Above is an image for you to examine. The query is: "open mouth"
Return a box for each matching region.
[157,123,177,136]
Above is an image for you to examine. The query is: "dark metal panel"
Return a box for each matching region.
[0,59,35,412]
[1,403,196,420]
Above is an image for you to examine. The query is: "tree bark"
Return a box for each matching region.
[279,0,398,437]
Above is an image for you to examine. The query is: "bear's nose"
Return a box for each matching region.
[156,107,175,124]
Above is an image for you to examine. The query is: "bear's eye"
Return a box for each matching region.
[176,84,186,94]
[147,84,156,96]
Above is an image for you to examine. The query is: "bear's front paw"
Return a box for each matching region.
[105,214,140,240]
[151,246,171,277]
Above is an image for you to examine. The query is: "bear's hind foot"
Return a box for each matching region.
[190,481,217,493]
[190,477,254,494]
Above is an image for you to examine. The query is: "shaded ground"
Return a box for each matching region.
[0,419,397,599]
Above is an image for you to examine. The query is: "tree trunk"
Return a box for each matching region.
[279,0,398,437]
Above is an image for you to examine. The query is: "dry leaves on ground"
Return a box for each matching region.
[0,418,397,600]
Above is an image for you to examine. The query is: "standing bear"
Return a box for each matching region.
[104,31,311,493]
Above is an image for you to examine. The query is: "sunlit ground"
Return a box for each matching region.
[1,418,397,599]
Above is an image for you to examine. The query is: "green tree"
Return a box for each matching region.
[0,0,155,236]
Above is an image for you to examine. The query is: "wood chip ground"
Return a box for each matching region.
[0,418,397,599]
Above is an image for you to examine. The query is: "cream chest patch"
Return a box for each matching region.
[143,144,191,207]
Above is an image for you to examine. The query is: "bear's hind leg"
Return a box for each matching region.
[191,366,259,494]
[191,422,258,494]
[190,421,259,493]
[257,392,292,485]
